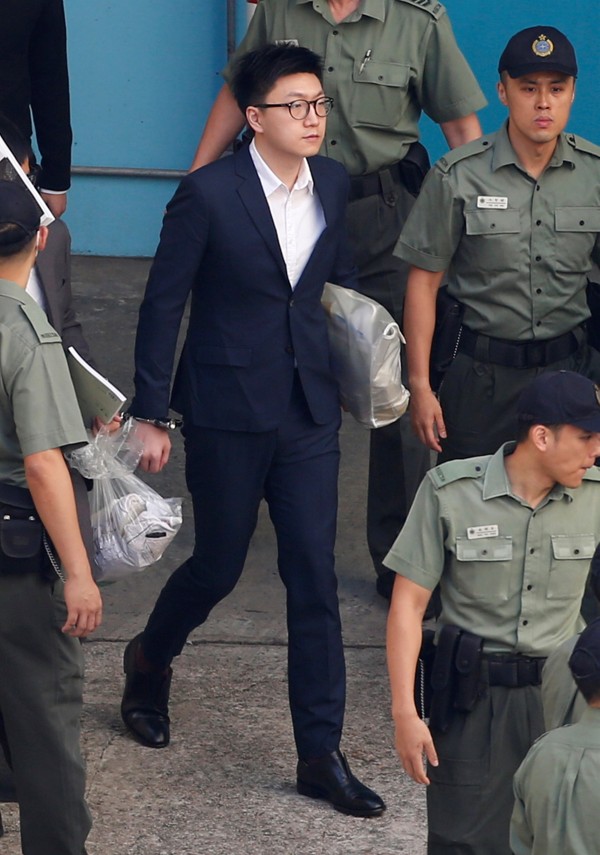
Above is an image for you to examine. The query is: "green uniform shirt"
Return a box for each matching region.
[396,123,600,340]
[0,278,87,487]
[511,706,600,855]
[224,0,487,176]
[384,443,600,656]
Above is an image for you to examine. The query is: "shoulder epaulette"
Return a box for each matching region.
[19,302,62,345]
[428,456,489,489]
[582,465,600,482]
[437,135,495,173]
[395,0,445,20]
[564,133,600,159]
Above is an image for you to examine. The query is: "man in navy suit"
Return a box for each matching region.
[120,44,385,817]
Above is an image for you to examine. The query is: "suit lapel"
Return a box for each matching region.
[235,146,288,279]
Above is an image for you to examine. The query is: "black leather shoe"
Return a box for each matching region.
[121,633,172,748]
[297,750,386,817]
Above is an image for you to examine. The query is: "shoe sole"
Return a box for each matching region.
[296,780,385,817]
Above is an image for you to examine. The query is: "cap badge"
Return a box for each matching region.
[532,34,554,58]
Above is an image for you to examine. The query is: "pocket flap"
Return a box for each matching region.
[551,533,596,559]
[456,535,513,561]
[353,60,410,88]
[193,345,252,367]
[555,208,600,232]
[465,209,521,235]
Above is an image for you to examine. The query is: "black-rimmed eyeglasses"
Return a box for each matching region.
[253,97,334,120]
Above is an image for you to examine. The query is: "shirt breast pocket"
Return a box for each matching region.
[452,536,513,601]
[554,208,600,271]
[548,533,595,599]
[463,208,521,273]
[351,60,411,128]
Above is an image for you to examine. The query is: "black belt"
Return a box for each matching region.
[458,325,580,369]
[484,655,546,688]
[348,161,404,202]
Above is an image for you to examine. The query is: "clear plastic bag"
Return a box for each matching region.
[67,420,183,582]
[321,282,410,428]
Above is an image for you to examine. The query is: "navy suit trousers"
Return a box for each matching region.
[142,376,345,759]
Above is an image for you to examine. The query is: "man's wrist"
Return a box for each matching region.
[124,413,181,431]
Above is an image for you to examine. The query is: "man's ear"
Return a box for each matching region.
[497,80,508,107]
[36,225,48,253]
[246,105,263,134]
[530,424,552,452]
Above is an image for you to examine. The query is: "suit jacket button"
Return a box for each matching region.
[289,298,295,307]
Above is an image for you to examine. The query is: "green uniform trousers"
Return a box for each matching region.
[346,178,431,578]
[0,572,90,855]
[427,681,545,855]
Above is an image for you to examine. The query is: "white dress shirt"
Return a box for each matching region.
[249,139,325,289]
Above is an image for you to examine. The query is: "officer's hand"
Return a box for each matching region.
[41,191,67,218]
[394,713,438,785]
[62,576,103,637]
[134,422,172,473]
[409,388,446,453]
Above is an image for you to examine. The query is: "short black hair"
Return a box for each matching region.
[230,43,324,114]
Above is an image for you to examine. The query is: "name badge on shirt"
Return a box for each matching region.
[467,525,499,540]
[477,196,508,210]
[275,39,299,46]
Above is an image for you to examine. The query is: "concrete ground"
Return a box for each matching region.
[0,257,427,855]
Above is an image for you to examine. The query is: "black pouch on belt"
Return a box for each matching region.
[398,141,431,196]
[453,630,484,712]
[0,483,44,574]
[429,624,462,733]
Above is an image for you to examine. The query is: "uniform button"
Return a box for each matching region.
[475,466,481,472]
[536,219,541,226]
[574,548,580,555]
[580,220,585,226]
[536,321,542,327]
[490,223,496,228]
[523,620,529,626]
[536,288,542,294]
[328,66,334,72]
[536,185,541,191]
[527,585,533,591]
[330,139,337,145]
[535,255,542,261]
[529,548,535,554]
[378,75,384,81]
[332,29,338,34]
[482,141,489,146]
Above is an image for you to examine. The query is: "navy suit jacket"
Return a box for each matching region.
[131,144,358,432]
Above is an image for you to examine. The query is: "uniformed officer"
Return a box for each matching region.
[385,370,600,854]
[189,0,487,599]
[399,26,600,464]
[511,617,600,855]
[0,180,102,855]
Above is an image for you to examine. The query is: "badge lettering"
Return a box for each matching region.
[477,196,508,210]
[467,525,499,540]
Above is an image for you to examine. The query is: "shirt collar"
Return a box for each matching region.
[491,121,575,172]
[249,138,314,197]
[482,442,570,504]
[297,0,384,23]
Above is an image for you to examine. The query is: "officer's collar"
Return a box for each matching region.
[482,442,571,504]
[298,0,385,23]
[491,121,576,173]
